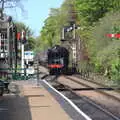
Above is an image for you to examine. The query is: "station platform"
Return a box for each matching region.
[0,79,91,120]
[20,82,71,120]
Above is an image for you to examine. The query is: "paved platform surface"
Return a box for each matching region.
[0,80,71,120]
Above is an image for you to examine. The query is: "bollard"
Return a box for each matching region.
[0,80,4,96]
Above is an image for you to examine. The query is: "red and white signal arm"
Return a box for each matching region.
[115,34,120,38]
[17,32,21,41]
[16,30,27,43]
[106,34,115,38]
[106,33,120,38]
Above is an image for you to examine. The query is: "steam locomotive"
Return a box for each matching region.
[47,45,69,75]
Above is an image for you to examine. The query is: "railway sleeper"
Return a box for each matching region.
[72,87,120,91]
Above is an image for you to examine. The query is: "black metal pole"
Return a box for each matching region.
[14,25,18,75]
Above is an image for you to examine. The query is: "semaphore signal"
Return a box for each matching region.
[106,33,120,38]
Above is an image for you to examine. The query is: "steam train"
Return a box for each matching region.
[47,45,69,75]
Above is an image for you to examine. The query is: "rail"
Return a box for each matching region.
[42,74,120,120]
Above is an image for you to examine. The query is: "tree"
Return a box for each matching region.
[40,8,62,49]
[25,37,35,50]
[84,12,120,81]
[15,22,33,37]
[0,0,26,18]
[75,0,120,25]
[38,0,76,50]
[15,22,35,50]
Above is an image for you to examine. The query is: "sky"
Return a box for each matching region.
[6,0,64,37]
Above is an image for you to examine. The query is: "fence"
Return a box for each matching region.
[0,67,39,81]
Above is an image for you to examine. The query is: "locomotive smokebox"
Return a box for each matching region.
[47,45,69,75]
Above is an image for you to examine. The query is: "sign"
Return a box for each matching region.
[24,51,34,60]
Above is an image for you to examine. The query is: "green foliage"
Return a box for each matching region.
[111,25,120,41]
[15,22,35,50]
[25,37,36,50]
[37,0,74,50]
[15,22,33,37]
[86,12,120,56]
[40,10,60,48]
[75,0,120,25]
[36,0,120,83]
[87,12,120,81]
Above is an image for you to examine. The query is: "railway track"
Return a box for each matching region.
[74,74,120,91]
[37,65,120,119]
[43,75,120,120]
[56,75,120,119]
[65,76,120,102]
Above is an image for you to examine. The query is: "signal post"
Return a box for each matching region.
[61,3,81,73]
[61,22,80,73]
[19,30,26,76]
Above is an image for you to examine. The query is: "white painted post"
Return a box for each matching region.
[21,30,25,76]
[72,23,77,71]
[62,28,65,40]
[21,44,24,76]
[72,43,77,64]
